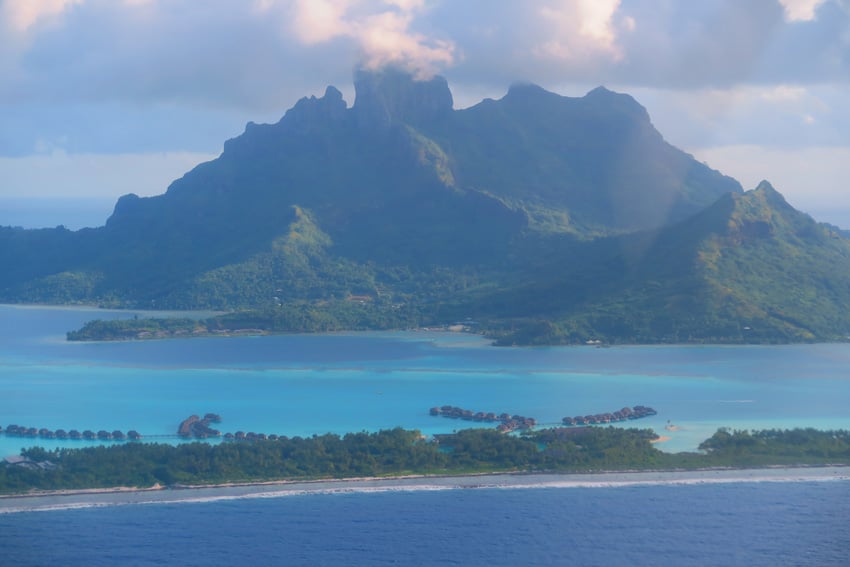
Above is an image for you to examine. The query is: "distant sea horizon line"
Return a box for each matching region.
[0,197,116,230]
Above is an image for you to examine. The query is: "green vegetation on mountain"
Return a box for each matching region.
[468,182,850,345]
[4,68,850,345]
[2,427,848,494]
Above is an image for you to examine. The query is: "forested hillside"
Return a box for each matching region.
[4,69,850,345]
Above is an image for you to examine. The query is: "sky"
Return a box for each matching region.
[0,0,848,228]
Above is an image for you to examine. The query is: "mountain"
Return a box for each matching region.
[2,69,849,344]
[459,181,850,344]
[417,79,743,234]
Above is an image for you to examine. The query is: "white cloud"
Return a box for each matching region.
[355,8,455,76]
[760,85,807,102]
[2,1,847,113]
[1,0,84,32]
[290,0,352,44]
[285,0,455,77]
[778,0,827,21]
[537,0,626,61]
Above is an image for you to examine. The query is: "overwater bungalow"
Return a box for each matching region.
[69,429,82,440]
[178,415,200,437]
[112,430,125,440]
[82,430,96,440]
[562,405,657,427]
[178,413,223,438]
[127,430,141,440]
[55,429,68,439]
[200,425,221,437]
[431,405,538,432]
[634,405,658,417]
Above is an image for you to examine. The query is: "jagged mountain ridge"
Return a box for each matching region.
[111,67,740,252]
[1,69,849,344]
[1,69,740,292]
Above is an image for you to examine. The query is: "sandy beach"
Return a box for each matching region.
[2,466,848,514]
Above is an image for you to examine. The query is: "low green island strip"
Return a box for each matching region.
[65,306,429,342]
[2,427,849,496]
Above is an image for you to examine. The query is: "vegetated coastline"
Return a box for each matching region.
[65,307,432,342]
[64,309,849,346]
[2,426,849,498]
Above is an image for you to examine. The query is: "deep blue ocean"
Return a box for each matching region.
[2,482,849,566]
[2,305,850,565]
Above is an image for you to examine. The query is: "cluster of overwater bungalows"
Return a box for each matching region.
[429,406,538,433]
[561,405,657,426]
[177,413,223,438]
[2,424,142,441]
[177,413,287,441]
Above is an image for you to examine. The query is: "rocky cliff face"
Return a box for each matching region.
[278,85,348,133]
[353,67,453,129]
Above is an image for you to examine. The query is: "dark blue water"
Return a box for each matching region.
[2,482,849,566]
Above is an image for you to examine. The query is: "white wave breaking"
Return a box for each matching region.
[2,467,848,515]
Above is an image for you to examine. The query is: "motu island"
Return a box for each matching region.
[2,69,850,345]
[2,425,849,496]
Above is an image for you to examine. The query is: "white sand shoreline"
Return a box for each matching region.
[2,465,848,514]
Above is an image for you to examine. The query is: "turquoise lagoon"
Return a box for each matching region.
[1,304,849,457]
